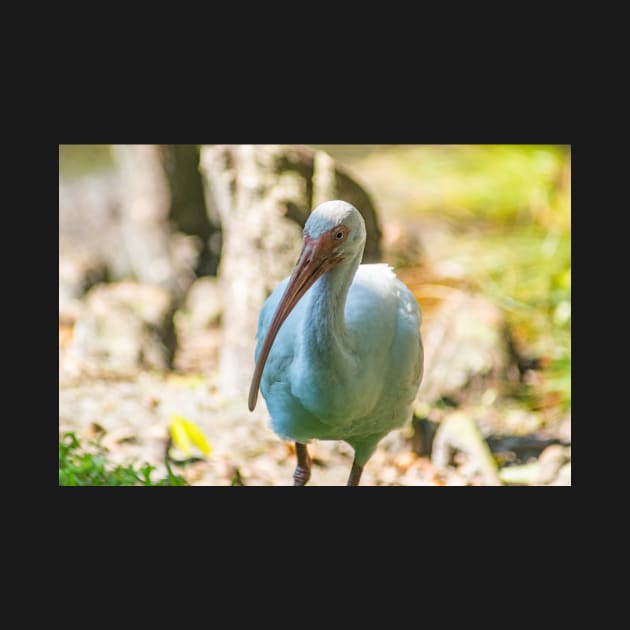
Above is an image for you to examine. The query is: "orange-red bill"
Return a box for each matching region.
[248,232,342,411]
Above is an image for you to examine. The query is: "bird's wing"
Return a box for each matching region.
[346,264,421,356]
[342,264,424,430]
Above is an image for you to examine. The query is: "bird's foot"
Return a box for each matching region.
[293,465,311,486]
[293,442,312,486]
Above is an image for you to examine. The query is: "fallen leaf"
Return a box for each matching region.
[169,416,192,456]
[169,412,212,457]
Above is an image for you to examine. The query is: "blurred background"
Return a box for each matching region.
[59,144,571,486]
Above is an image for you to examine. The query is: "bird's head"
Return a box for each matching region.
[302,200,367,264]
[248,200,366,411]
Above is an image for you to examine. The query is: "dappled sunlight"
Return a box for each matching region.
[59,144,571,486]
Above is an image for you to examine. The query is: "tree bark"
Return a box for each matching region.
[113,145,180,293]
[199,144,382,401]
[159,144,221,276]
[113,144,218,298]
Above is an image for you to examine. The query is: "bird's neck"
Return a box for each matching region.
[299,257,359,379]
[292,252,364,419]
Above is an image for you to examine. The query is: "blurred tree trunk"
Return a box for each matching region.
[159,145,222,276]
[199,144,382,401]
[113,145,177,292]
[113,145,220,298]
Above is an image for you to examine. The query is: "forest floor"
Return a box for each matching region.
[58,222,570,486]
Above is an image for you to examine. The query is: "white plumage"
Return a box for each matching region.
[249,200,423,485]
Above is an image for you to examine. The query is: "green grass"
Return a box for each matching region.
[59,431,187,486]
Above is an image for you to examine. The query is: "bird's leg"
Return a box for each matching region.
[347,461,364,486]
[293,442,312,486]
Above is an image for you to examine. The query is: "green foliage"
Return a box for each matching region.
[59,431,187,486]
[334,144,571,417]
[545,354,571,411]
[329,144,571,230]
[440,225,571,411]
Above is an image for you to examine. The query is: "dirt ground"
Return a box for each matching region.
[59,270,570,487]
[59,327,454,486]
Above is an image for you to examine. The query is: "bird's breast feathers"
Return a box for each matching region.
[255,263,423,440]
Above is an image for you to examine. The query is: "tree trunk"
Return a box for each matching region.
[113,144,218,298]
[199,144,382,401]
[113,144,180,293]
[159,144,221,276]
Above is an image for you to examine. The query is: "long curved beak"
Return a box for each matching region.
[248,233,341,411]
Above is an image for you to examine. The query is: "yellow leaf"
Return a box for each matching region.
[169,412,212,457]
[169,414,191,456]
[181,419,212,456]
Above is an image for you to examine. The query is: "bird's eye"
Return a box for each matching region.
[335,231,345,240]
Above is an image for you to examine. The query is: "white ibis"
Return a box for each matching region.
[248,200,424,486]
